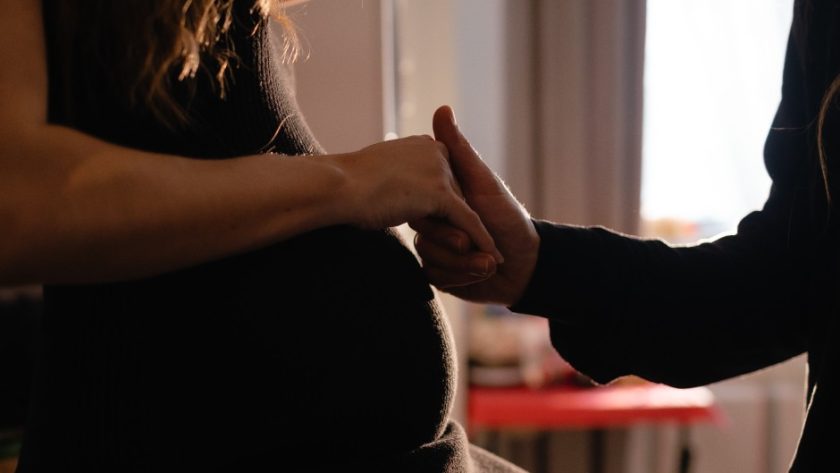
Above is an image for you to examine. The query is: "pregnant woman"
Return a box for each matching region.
[4,0,520,471]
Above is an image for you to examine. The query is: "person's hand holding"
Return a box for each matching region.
[410,106,540,306]
[333,134,503,263]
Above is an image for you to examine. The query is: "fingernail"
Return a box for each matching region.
[472,256,495,276]
[449,107,458,126]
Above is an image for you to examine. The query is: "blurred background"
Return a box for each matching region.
[0,1,805,472]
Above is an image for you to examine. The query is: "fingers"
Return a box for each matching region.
[406,133,493,259]
[447,166,465,200]
[432,106,460,148]
[416,138,493,258]
[434,140,449,161]
[424,266,492,289]
[414,232,497,276]
[409,218,470,253]
[433,105,504,196]
[412,218,497,289]
[437,196,504,263]
[434,140,465,198]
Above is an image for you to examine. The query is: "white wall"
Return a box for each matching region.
[288,0,386,153]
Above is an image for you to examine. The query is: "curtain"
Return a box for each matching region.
[505,0,646,235]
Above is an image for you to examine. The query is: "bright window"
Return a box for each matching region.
[642,0,793,242]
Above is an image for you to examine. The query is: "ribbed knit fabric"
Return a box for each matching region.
[18,2,523,471]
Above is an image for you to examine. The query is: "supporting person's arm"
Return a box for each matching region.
[0,0,499,285]
[415,93,812,388]
[510,205,810,388]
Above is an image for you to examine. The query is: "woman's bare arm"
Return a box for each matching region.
[0,0,498,285]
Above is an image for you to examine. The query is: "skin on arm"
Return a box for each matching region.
[411,106,540,306]
[0,0,499,285]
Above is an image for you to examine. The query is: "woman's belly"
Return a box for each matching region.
[38,226,455,469]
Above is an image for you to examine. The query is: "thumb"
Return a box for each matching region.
[433,105,504,196]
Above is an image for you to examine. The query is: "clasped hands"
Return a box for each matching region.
[408,105,540,307]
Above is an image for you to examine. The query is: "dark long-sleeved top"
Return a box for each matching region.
[511,1,840,471]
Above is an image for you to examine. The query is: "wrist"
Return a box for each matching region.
[505,219,541,306]
[317,151,362,227]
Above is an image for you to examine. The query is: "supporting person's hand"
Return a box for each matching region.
[409,106,540,306]
[333,135,504,263]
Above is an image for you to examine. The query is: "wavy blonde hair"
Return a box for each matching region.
[122,0,299,128]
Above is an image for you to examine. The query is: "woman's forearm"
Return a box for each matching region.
[1,124,354,285]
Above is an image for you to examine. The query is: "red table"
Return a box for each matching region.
[469,384,722,473]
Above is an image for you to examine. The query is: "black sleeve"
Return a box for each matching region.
[510,25,821,388]
[0,292,42,431]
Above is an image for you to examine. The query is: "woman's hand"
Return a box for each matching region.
[410,106,540,306]
[332,135,503,262]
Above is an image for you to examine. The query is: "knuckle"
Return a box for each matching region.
[428,177,448,194]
